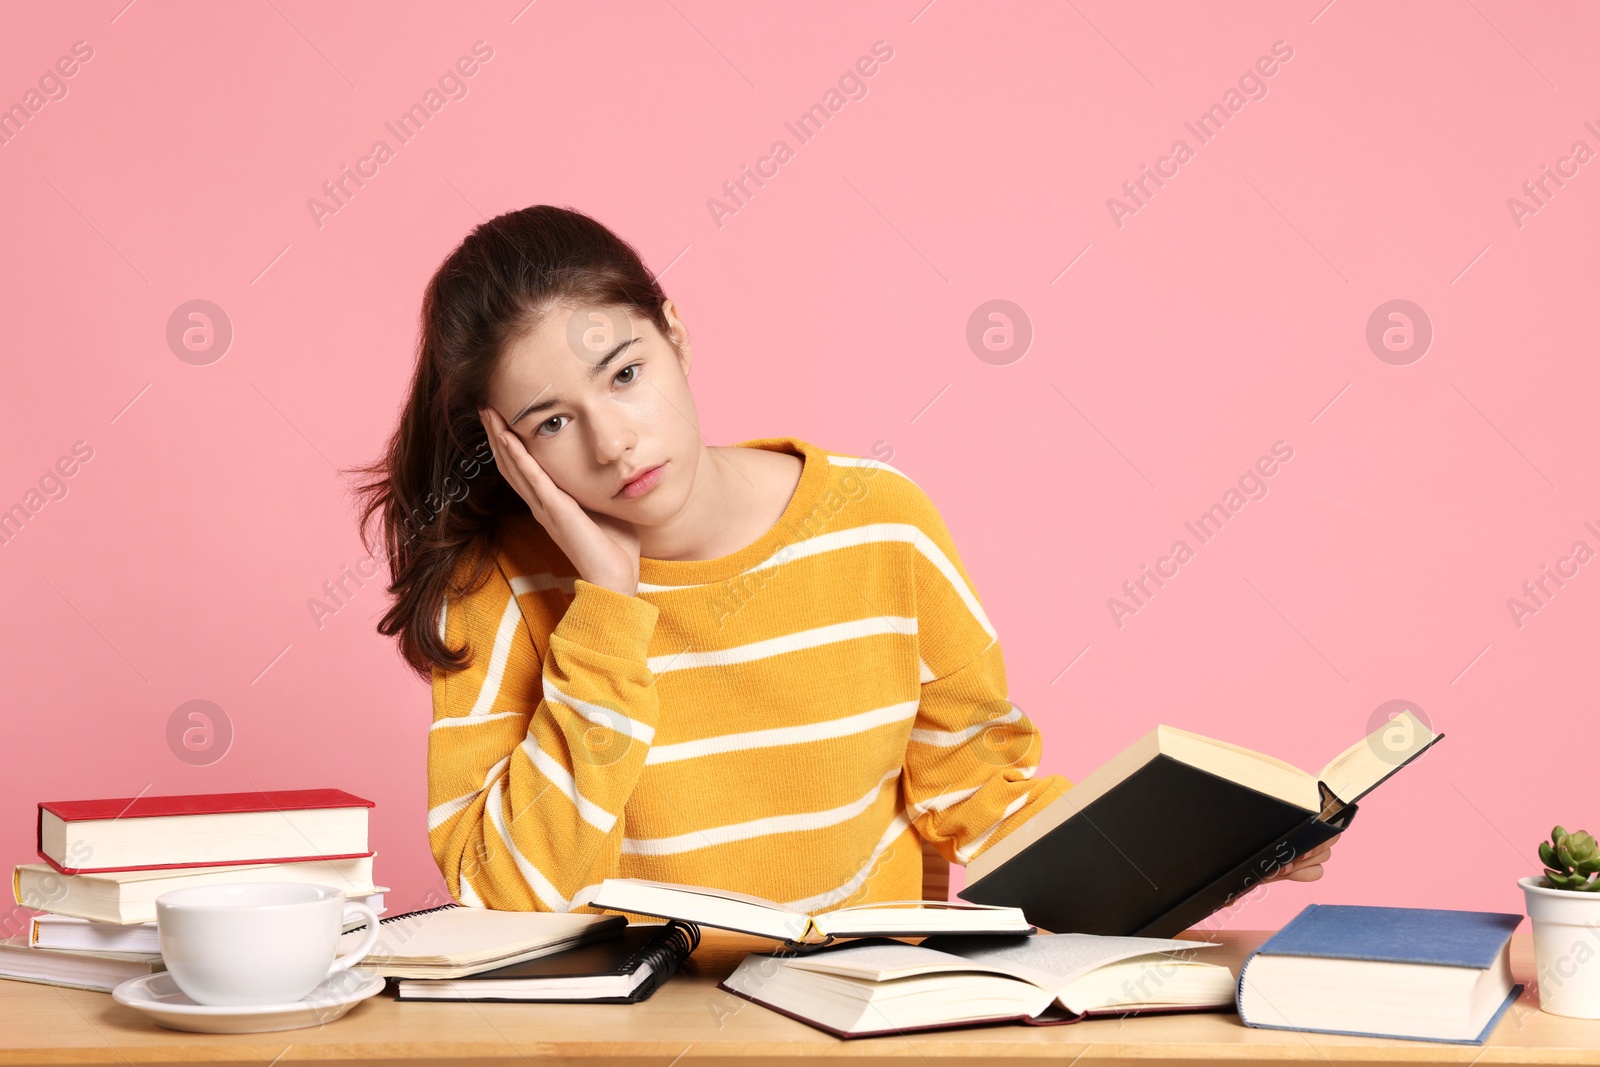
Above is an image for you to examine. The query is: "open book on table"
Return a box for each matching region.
[720,931,1234,1038]
[589,878,1033,948]
[961,707,1443,937]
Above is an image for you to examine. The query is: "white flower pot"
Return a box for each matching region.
[1520,874,1600,1019]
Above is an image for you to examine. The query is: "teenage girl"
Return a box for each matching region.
[357,204,1337,914]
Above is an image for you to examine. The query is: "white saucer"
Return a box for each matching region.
[112,970,386,1034]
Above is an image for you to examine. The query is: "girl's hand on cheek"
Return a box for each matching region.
[478,407,642,597]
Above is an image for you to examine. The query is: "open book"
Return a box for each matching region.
[590,878,1033,947]
[720,932,1234,1038]
[962,707,1443,937]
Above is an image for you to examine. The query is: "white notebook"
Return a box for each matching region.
[340,902,626,979]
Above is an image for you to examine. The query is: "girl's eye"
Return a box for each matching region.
[534,366,639,438]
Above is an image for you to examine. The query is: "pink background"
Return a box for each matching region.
[2,0,1596,935]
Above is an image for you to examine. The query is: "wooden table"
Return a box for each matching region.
[2,929,1596,1066]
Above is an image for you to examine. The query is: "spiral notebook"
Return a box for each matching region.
[340,901,626,979]
[395,921,701,1002]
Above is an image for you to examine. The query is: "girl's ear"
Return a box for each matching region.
[661,299,691,377]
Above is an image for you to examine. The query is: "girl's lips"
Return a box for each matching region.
[616,462,666,499]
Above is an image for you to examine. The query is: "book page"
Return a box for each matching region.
[1319,707,1439,804]
[811,899,1029,937]
[919,933,1220,993]
[779,940,1016,982]
[820,899,1014,916]
[602,878,802,916]
[1062,955,1236,1011]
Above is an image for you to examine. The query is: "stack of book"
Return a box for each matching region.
[3,788,387,992]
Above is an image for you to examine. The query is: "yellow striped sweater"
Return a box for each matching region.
[427,436,1073,915]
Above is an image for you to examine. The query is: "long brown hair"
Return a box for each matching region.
[348,204,671,679]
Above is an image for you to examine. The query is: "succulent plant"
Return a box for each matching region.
[1539,826,1600,892]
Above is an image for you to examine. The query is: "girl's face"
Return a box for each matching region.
[485,300,701,523]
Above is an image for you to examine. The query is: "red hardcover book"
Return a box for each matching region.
[37,788,375,875]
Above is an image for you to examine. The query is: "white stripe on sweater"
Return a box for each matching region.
[426,755,511,832]
[426,792,475,834]
[955,792,1031,864]
[430,710,526,731]
[908,705,1024,747]
[646,616,916,674]
[464,594,526,718]
[907,785,980,819]
[510,572,577,597]
[457,869,486,908]
[826,454,920,487]
[782,809,915,913]
[639,522,995,642]
[622,769,900,856]
[542,678,656,746]
[483,774,572,911]
[644,700,921,766]
[568,882,605,911]
[518,737,618,835]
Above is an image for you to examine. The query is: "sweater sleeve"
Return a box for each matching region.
[428,563,660,912]
[898,490,1073,866]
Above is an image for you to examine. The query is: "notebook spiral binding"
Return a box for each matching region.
[636,920,701,990]
[376,901,461,924]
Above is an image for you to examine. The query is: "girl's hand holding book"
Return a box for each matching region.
[479,406,642,598]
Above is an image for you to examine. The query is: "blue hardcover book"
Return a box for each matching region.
[1237,904,1525,1045]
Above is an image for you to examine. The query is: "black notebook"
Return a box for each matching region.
[395,920,700,1002]
[960,708,1443,938]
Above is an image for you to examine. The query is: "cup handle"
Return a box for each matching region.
[326,903,383,977]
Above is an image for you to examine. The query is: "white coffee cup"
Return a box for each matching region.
[155,882,381,1006]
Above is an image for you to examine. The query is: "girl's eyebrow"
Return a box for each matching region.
[510,337,642,424]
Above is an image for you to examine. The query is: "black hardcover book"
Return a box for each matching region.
[960,709,1443,938]
[395,920,700,1003]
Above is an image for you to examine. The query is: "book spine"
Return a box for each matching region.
[1234,903,1320,1022]
[1135,810,1355,939]
[40,790,375,821]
